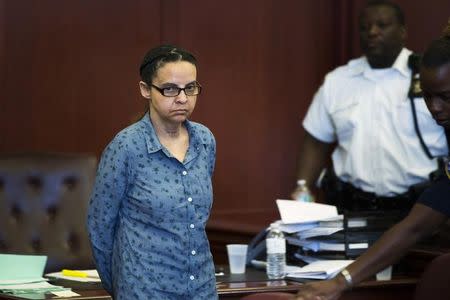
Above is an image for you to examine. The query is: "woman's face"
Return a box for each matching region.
[420,62,450,130]
[141,61,198,125]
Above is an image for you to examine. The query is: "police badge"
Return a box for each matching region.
[445,156,450,180]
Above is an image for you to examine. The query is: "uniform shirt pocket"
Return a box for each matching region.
[330,98,360,142]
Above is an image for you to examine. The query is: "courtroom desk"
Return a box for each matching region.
[207,209,279,264]
[0,289,111,300]
[2,246,445,300]
[217,267,302,299]
[0,278,112,300]
[0,280,111,300]
[207,209,450,266]
[0,267,419,300]
[217,266,418,300]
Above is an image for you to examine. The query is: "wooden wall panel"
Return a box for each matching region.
[343,0,450,59]
[0,0,5,117]
[1,0,449,232]
[0,0,336,223]
[1,0,160,154]
[171,0,336,217]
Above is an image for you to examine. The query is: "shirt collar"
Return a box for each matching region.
[138,113,205,155]
[348,48,411,78]
[391,48,411,77]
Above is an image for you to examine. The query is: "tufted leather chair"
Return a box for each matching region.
[0,153,97,272]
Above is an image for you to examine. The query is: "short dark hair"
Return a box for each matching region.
[360,0,405,26]
[422,21,450,69]
[139,45,197,84]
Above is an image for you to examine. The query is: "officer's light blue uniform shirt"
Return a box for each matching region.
[87,113,217,299]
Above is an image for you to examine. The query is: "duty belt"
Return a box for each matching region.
[336,180,414,212]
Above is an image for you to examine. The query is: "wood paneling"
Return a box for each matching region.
[1,0,450,235]
[1,0,160,154]
[343,0,450,59]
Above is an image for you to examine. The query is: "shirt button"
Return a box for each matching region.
[191,250,196,255]
[182,171,187,176]
[190,275,195,280]
[190,224,195,229]
[187,197,193,202]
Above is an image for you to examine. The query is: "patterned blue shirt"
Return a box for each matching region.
[87,114,217,299]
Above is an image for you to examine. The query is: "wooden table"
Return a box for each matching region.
[1,245,448,300]
[0,265,421,300]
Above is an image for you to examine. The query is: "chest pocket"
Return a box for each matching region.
[330,97,360,142]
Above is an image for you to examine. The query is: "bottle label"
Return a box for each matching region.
[297,191,313,202]
[266,238,286,254]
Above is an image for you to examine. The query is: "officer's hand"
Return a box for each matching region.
[295,278,346,300]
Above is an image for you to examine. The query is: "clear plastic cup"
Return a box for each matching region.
[226,244,248,274]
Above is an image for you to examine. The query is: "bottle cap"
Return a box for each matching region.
[297,179,306,186]
[270,222,280,229]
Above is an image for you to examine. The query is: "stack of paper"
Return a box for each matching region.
[276,200,343,246]
[286,236,369,252]
[0,281,70,295]
[276,200,339,224]
[0,254,69,295]
[286,260,354,280]
[276,200,402,262]
[276,200,374,261]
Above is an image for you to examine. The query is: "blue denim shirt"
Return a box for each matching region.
[87,114,217,299]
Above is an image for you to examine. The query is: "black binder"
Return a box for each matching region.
[286,210,406,261]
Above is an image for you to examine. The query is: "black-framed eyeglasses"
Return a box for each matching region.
[150,82,202,97]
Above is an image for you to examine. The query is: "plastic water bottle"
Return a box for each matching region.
[266,222,286,279]
[296,179,313,202]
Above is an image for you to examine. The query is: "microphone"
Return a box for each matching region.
[408,53,422,74]
[408,53,423,98]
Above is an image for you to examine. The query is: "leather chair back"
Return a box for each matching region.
[414,252,450,300]
[0,153,97,272]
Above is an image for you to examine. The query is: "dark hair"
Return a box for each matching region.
[422,21,450,68]
[360,0,405,26]
[139,45,197,84]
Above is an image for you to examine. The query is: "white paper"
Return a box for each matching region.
[286,237,368,252]
[376,265,393,281]
[296,227,343,239]
[0,281,57,290]
[45,270,101,283]
[276,200,338,224]
[287,260,354,279]
[0,278,47,285]
[51,290,81,297]
[0,280,68,294]
[279,222,318,233]
[293,253,322,264]
[316,216,368,228]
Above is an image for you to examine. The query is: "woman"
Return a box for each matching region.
[87,45,217,299]
[295,22,450,300]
